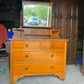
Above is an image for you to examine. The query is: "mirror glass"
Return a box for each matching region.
[23,3,52,27]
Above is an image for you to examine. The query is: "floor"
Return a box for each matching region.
[0,62,84,84]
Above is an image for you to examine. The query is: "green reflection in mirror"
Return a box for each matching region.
[23,4,51,27]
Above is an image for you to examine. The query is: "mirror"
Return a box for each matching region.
[22,1,52,28]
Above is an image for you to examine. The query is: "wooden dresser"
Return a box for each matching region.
[10,1,68,83]
[10,39,68,83]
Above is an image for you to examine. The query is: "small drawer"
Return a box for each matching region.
[13,41,40,51]
[13,62,64,75]
[24,29,52,35]
[13,41,26,50]
[13,51,64,62]
[41,41,65,50]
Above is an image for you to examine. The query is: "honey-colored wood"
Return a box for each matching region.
[13,62,64,75]
[10,39,68,83]
[24,35,50,39]
[40,41,65,50]
[13,31,24,39]
[10,75,24,83]
[54,73,65,80]
[13,31,21,38]
[24,29,52,35]
[13,40,65,51]
[11,73,65,83]
[13,51,64,62]
[51,30,60,39]
[13,41,40,51]
[10,41,13,83]
[10,1,68,83]
[12,28,60,39]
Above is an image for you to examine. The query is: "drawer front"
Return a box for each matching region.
[13,41,40,51]
[41,41,65,50]
[13,31,21,38]
[24,29,52,35]
[13,62,64,75]
[13,31,24,39]
[13,51,64,62]
[25,35,50,39]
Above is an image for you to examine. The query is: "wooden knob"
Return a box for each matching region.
[51,54,54,57]
[44,31,46,34]
[25,68,28,71]
[51,66,54,69]
[52,44,54,47]
[25,55,28,58]
[25,44,28,47]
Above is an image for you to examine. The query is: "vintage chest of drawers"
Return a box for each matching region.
[10,39,68,83]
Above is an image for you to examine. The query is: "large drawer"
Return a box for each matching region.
[13,41,40,51]
[13,51,64,62]
[41,41,65,50]
[13,62,64,75]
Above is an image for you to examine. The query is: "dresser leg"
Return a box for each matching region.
[59,75,65,80]
[54,73,65,80]
[10,76,14,84]
[10,76,17,84]
[10,75,24,83]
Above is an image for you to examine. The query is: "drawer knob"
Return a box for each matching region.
[52,44,54,47]
[44,31,46,34]
[25,55,28,58]
[25,68,28,71]
[51,54,54,57]
[25,44,28,47]
[51,66,54,69]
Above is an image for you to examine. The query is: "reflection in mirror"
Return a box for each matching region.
[23,3,51,27]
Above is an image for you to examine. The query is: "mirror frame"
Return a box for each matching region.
[22,1,53,28]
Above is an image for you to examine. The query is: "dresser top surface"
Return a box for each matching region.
[10,39,68,41]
